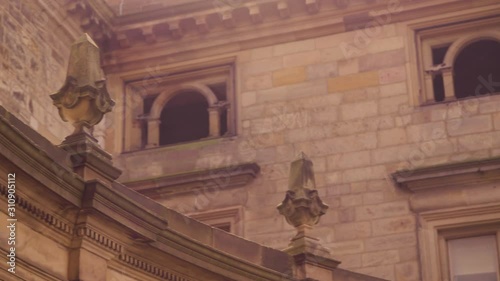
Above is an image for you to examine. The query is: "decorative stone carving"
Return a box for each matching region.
[277,152,328,229]
[50,33,115,135]
[278,153,340,280]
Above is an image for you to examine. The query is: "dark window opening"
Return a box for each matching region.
[432,45,449,65]
[432,45,449,102]
[142,95,157,147]
[159,91,209,146]
[143,95,157,114]
[433,75,445,102]
[212,223,231,233]
[454,40,500,99]
[209,83,227,101]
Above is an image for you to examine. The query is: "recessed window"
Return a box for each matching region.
[187,207,242,235]
[212,223,232,233]
[122,60,236,151]
[411,17,500,105]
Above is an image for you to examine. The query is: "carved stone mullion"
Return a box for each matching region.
[146,118,161,148]
[208,107,222,138]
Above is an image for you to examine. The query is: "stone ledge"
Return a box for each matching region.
[392,156,500,192]
[124,162,260,197]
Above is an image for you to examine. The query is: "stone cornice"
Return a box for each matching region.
[0,183,75,238]
[99,0,500,73]
[392,157,500,192]
[118,252,192,281]
[83,180,169,241]
[65,0,115,44]
[124,162,260,197]
[153,230,295,281]
[0,106,85,207]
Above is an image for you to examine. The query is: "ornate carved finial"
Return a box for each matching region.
[50,33,115,135]
[278,152,328,229]
[278,153,339,278]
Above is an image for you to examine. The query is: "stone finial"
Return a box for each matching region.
[278,153,339,280]
[50,33,115,135]
[278,152,328,228]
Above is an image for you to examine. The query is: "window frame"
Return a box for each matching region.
[438,222,500,281]
[121,57,237,152]
[187,206,243,236]
[407,11,500,106]
[393,157,500,281]
[418,205,500,281]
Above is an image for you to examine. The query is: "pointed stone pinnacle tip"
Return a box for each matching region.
[296,152,309,161]
[75,33,98,48]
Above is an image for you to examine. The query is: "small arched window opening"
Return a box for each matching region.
[453,39,500,99]
[159,91,209,146]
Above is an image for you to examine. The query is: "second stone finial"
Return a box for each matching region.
[277,153,328,229]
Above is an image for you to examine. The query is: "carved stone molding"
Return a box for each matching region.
[75,225,123,253]
[392,156,500,192]
[105,0,370,51]
[0,183,74,236]
[393,157,500,213]
[66,0,114,45]
[118,253,192,281]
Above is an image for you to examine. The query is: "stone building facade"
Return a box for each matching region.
[1,0,500,281]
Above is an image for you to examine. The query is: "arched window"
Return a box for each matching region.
[415,19,500,105]
[453,40,500,99]
[159,91,209,146]
[125,63,236,151]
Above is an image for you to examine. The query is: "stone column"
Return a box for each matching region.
[208,106,221,138]
[146,118,161,148]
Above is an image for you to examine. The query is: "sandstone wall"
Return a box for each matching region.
[115,15,500,280]
[0,1,74,144]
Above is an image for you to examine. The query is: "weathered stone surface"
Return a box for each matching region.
[356,201,409,221]
[273,39,315,56]
[328,71,380,92]
[273,66,307,86]
[341,100,378,120]
[379,65,406,84]
[447,115,492,136]
[334,221,371,241]
[365,233,417,251]
[244,73,273,91]
[362,250,400,267]
[371,216,415,236]
[307,61,338,80]
[378,127,407,147]
[359,49,406,72]
[242,57,283,75]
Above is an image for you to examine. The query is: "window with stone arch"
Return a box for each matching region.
[410,15,500,105]
[123,60,236,151]
[147,83,230,147]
